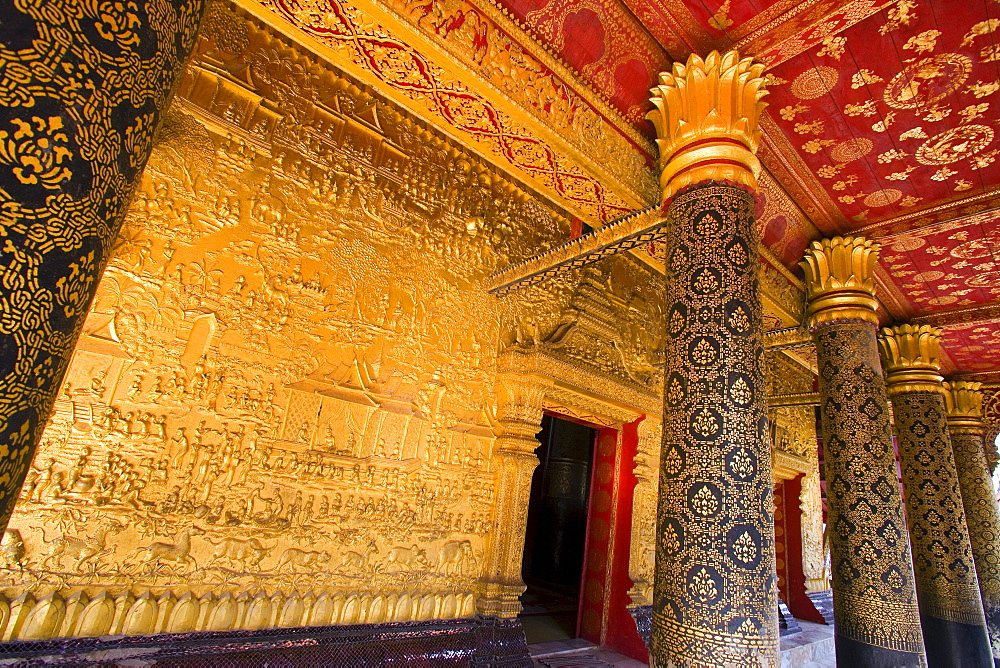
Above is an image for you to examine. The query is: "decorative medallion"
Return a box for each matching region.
[916,125,994,165]
[863,188,903,208]
[884,54,973,109]
[891,236,926,252]
[791,66,839,99]
[831,137,874,163]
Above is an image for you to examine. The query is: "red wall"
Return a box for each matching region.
[775,475,825,624]
[578,417,647,661]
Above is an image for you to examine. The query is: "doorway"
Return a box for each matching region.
[519,414,598,644]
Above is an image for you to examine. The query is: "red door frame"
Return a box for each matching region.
[545,411,647,662]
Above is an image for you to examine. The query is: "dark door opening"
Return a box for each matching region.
[519,414,597,644]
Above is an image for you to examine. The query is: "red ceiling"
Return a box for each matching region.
[478,0,1000,379]
[765,0,1000,225]
[879,211,1000,317]
[940,321,1000,376]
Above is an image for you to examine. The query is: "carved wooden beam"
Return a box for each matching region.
[767,392,820,407]
[489,206,662,296]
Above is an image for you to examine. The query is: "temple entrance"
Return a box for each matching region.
[519,414,598,644]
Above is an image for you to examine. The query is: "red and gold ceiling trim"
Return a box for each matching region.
[248,0,664,227]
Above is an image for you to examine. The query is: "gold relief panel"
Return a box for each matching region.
[628,417,661,607]
[0,7,672,641]
[0,20,526,641]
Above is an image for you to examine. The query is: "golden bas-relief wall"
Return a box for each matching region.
[0,2,672,642]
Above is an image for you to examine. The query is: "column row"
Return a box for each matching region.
[802,237,1000,667]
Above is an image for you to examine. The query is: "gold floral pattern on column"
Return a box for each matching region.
[653,185,777,666]
[649,48,776,668]
[945,381,1000,661]
[802,238,925,663]
[879,325,990,663]
[0,0,208,532]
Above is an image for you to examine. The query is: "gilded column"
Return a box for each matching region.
[0,0,207,531]
[478,368,552,617]
[945,381,1000,664]
[879,325,991,666]
[801,237,925,665]
[647,51,777,666]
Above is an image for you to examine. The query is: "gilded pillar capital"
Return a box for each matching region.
[800,236,880,329]
[945,381,986,435]
[647,50,768,200]
[878,324,946,395]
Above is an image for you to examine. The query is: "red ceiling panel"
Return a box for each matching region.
[878,211,1000,316]
[940,320,1000,375]
[765,0,1000,226]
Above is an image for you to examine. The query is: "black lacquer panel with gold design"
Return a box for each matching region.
[652,184,777,666]
[891,391,990,666]
[0,0,207,530]
[813,323,924,664]
[951,427,1000,662]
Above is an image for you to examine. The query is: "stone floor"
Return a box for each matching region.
[528,639,646,667]
[527,620,835,668]
[779,620,835,667]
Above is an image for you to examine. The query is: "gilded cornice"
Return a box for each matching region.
[773,449,811,480]
[945,381,986,435]
[801,236,881,328]
[763,328,813,350]
[356,0,659,206]
[647,50,768,199]
[444,0,658,151]
[244,0,657,224]
[758,114,844,234]
[878,324,946,396]
[489,207,662,295]
[767,392,820,407]
[489,202,805,340]
[497,348,660,417]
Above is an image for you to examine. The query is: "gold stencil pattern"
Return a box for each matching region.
[889,392,986,626]
[946,384,1000,660]
[652,185,777,667]
[812,322,924,657]
[0,0,207,533]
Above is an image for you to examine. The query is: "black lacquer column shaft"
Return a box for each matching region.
[879,326,990,667]
[0,0,208,531]
[652,184,776,666]
[802,239,925,666]
[946,382,1000,666]
[893,394,991,665]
